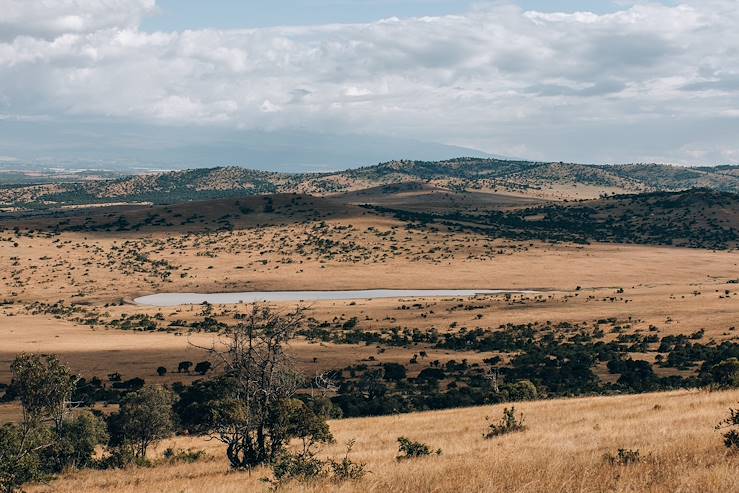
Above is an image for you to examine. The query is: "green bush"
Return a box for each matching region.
[0,423,49,493]
[42,411,108,473]
[161,448,207,464]
[716,403,738,450]
[270,451,326,486]
[395,436,441,461]
[499,380,539,402]
[97,445,146,470]
[267,439,367,487]
[708,359,739,388]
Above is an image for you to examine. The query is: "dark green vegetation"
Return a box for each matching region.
[13,301,739,420]
[0,354,108,493]
[0,169,123,186]
[368,189,739,249]
[2,188,737,251]
[1,305,737,491]
[717,402,738,450]
[2,158,739,208]
[302,320,738,417]
[0,307,366,492]
[395,437,441,461]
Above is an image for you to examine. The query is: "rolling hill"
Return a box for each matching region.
[2,159,739,209]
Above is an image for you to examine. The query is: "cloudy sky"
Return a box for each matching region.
[0,0,737,170]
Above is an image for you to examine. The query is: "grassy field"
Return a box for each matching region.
[27,388,739,493]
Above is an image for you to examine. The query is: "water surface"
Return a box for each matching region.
[134,289,531,307]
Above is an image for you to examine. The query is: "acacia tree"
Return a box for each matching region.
[111,385,175,460]
[10,353,77,433]
[193,304,331,469]
[1,354,77,493]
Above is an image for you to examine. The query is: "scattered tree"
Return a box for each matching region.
[10,353,77,432]
[109,385,175,460]
[192,304,332,469]
[708,358,739,388]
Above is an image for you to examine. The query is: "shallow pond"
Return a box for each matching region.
[134,289,533,306]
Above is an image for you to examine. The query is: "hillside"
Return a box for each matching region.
[29,389,739,493]
[3,187,737,250]
[366,188,739,249]
[2,159,739,208]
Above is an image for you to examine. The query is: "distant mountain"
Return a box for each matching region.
[0,120,499,171]
[2,158,738,207]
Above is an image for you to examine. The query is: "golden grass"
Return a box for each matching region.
[29,389,739,493]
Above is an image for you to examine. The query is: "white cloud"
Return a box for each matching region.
[0,0,738,164]
[0,0,155,39]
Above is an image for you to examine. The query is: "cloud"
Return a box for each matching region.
[0,0,738,165]
[0,0,156,40]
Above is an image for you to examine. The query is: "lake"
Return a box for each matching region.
[134,289,533,307]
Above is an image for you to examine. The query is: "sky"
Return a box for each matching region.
[0,0,737,170]
[142,1,670,31]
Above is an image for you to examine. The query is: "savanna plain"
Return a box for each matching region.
[1,159,738,492]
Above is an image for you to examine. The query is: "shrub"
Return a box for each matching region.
[267,439,367,487]
[156,367,167,377]
[395,437,441,461]
[505,380,539,401]
[725,430,739,450]
[270,450,326,486]
[161,447,207,464]
[604,448,641,465]
[484,406,526,439]
[97,445,143,470]
[42,411,108,473]
[328,439,367,482]
[416,368,445,381]
[381,363,407,382]
[716,403,739,450]
[0,423,48,493]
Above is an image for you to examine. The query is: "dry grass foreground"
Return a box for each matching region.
[30,389,739,493]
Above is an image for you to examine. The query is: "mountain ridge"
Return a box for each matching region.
[2,158,739,207]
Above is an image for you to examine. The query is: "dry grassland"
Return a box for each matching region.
[27,388,739,493]
[1,210,736,393]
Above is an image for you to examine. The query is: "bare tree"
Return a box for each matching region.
[311,372,339,399]
[192,304,311,469]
